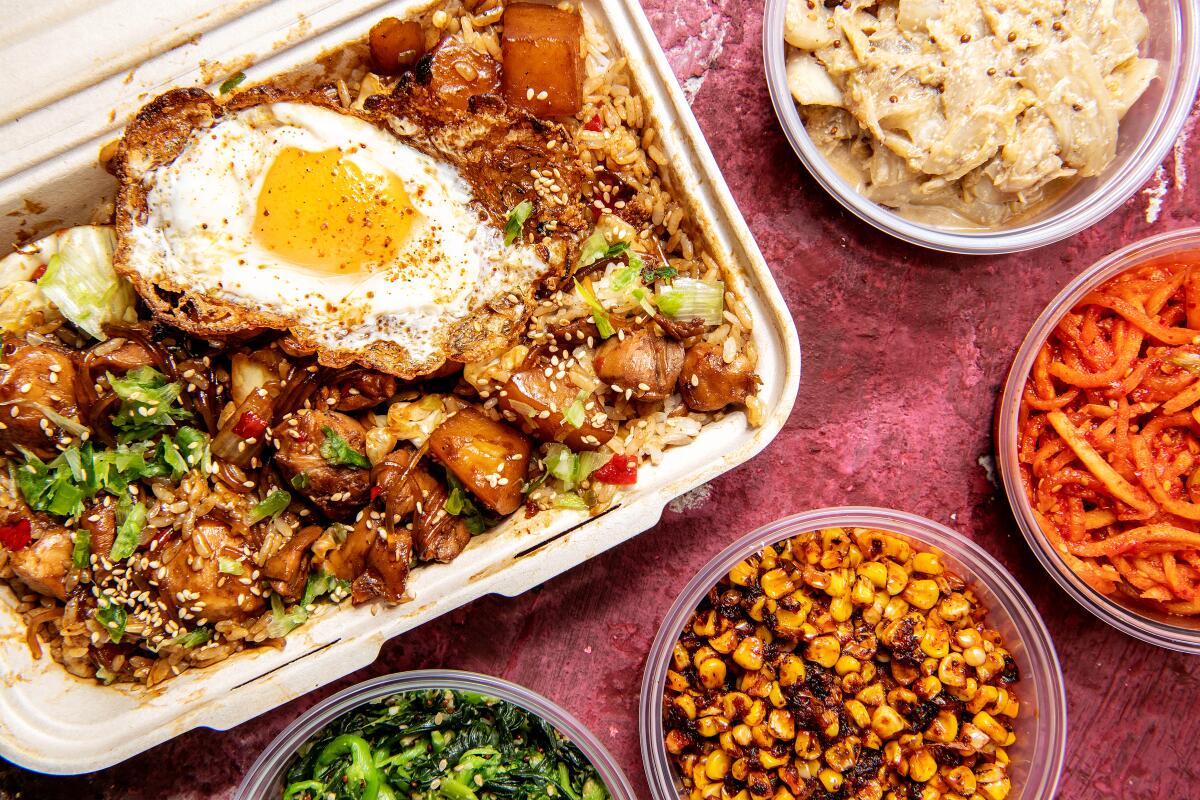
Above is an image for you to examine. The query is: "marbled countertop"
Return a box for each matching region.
[4,2,1199,798]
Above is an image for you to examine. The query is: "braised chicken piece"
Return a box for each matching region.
[81,501,116,559]
[0,336,81,458]
[262,524,324,600]
[422,37,502,111]
[373,447,471,563]
[352,527,413,604]
[319,513,413,604]
[155,516,265,624]
[678,342,760,412]
[82,336,156,375]
[271,409,371,520]
[500,347,615,451]
[316,370,397,412]
[3,514,74,601]
[320,517,374,584]
[594,327,684,401]
[427,407,530,516]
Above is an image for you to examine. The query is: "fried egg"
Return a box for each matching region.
[118,97,547,377]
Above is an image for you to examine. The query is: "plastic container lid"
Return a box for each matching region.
[762,0,1200,254]
[236,669,637,800]
[639,507,1067,800]
[997,226,1200,654]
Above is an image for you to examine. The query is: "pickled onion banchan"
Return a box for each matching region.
[1019,249,1200,615]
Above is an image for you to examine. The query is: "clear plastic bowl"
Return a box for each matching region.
[997,227,1200,654]
[236,670,637,800]
[639,507,1066,800]
[762,0,1200,254]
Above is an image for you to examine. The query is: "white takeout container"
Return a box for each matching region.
[0,0,801,774]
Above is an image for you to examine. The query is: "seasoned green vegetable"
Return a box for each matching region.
[281,689,610,800]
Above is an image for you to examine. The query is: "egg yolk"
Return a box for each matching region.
[254,147,418,274]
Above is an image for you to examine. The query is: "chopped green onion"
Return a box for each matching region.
[109,494,146,562]
[290,472,311,490]
[504,200,534,246]
[562,391,588,429]
[319,427,370,468]
[267,593,309,638]
[175,426,211,472]
[108,366,191,442]
[577,233,631,270]
[553,492,589,511]
[71,528,91,569]
[249,489,291,524]
[26,402,89,439]
[641,263,677,283]
[157,436,189,479]
[170,626,212,648]
[444,474,489,534]
[219,72,247,94]
[218,557,246,576]
[655,278,725,326]
[573,279,615,339]
[96,598,127,643]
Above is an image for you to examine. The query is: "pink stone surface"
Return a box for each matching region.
[4,3,1200,799]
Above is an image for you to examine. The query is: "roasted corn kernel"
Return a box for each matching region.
[663,527,1021,800]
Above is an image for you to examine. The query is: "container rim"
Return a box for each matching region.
[638,507,1067,800]
[761,0,1200,255]
[997,226,1200,654]
[235,669,638,800]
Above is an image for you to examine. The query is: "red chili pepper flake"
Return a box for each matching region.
[0,518,32,551]
[584,114,603,132]
[592,454,638,485]
[232,410,268,439]
[30,263,47,281]
[370,486,382,502]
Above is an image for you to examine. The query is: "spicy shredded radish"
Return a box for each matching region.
[1019,253,1200,615]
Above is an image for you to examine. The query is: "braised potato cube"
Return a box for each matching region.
[369,17,425,74]
[428,37,502,111]
[427,406,531,515]
[500,348,615,451]
[500,3,583,117]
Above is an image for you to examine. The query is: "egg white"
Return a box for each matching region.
[124,101,545,364]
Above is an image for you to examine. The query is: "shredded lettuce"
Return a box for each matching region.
[444,473,490,534]
[169,626,212,648]
[35,226,136,340]
[248,490,291,524]
[267,570,351,638]
[562,391,588,429]
[71,529,91,568]
[656,278,725,326]
[577,232,630,271]
[218,557,246,576]
[553,492,589,511]
[109,494,146,562]
[504,200,534,246]
[95,597,127,643]
[16,439,169,518]
[543,444,606,491]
